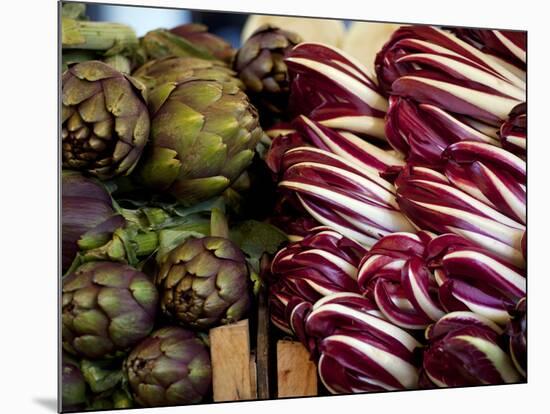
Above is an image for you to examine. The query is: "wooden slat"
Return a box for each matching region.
[256,284,270,399]
[249,353,258,399]
[276,340,318,398]
[210,319,253,401]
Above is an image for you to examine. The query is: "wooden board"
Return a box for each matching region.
[255,284,270,399]
[249,353,258,399]
[276,340,318,398]
[210,319,253,401]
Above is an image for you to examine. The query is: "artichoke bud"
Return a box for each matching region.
[123,327,212,407]
[155,235,251,329]
[62,171,125,273]
[136,60,264,206]
[62,354,87,411]
[170,23,236,64]
[140,29,223,62]
[62,262,158,360]
[155,208,250,329]
[62,61,150,179]
[133,56,242,92]
[234,24,302,116]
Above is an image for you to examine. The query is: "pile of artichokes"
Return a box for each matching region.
[61,3,527,410]
[60,5,290,410]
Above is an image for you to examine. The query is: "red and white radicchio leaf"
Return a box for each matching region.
[395,165,525,267]
[427,234,526,324]
[422,311,520,387]
[358,232,444,329]
[306,293,421,393]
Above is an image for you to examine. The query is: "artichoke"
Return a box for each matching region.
[170,23,235,63]
[124,327,212,407]
[133,56,241,91]
[233,24,301,115]
[140,27,232,63]
[137,72,264,206]
[62,354,87,411]
[62,171,125,272]
[155,235,251,329]
[62,262,158,359]
[62,61,150,179]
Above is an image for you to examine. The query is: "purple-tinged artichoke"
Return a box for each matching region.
[62,262,158,359]
[500,102,526,157]
[442,141,526,225]
[233,24,301,115]
[506,297,526,377]
[62,61,150,179]
[62,171,125,273]
[170,23,235,63]
[269,227,367,333]
[451,28,526,70]
[124,327,211,407]
[285,43,388,140]
[155,235,250,330]
[422,311,521,387]
[427,234,526,324]
[62,354,87,411]
[395,165,525,267]
[305,293,421,393]
[358,232,444,329]
[279,146,414,247]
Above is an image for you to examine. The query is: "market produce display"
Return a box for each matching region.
[60,3,527,411]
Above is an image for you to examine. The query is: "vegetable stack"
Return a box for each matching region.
[60,3,527,410]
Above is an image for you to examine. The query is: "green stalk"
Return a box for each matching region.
[132,231,159,257]
[62,17,138,55]
[103,55,131,74]
[210,208,229,238]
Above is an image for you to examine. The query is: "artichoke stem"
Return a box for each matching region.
[133,232,160,257]
[103,55,131,74]
[210,208,229,239]
[62,17,138,52]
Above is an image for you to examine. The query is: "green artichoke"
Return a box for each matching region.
[233,25,301,114]
[170,23,235,64]
[62,262,158,359]
[137,72,264,206]
[139,27,231,64]
[133,56,241,91]
[62,354,87,411]
[123,327,212,407]
[155,236,251,329]
[87,388,133,410]
[62,61,150,179]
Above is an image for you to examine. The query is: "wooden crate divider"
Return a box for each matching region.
[276,340,318,398]
[210,319,254,402]
[209,288,317,401]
